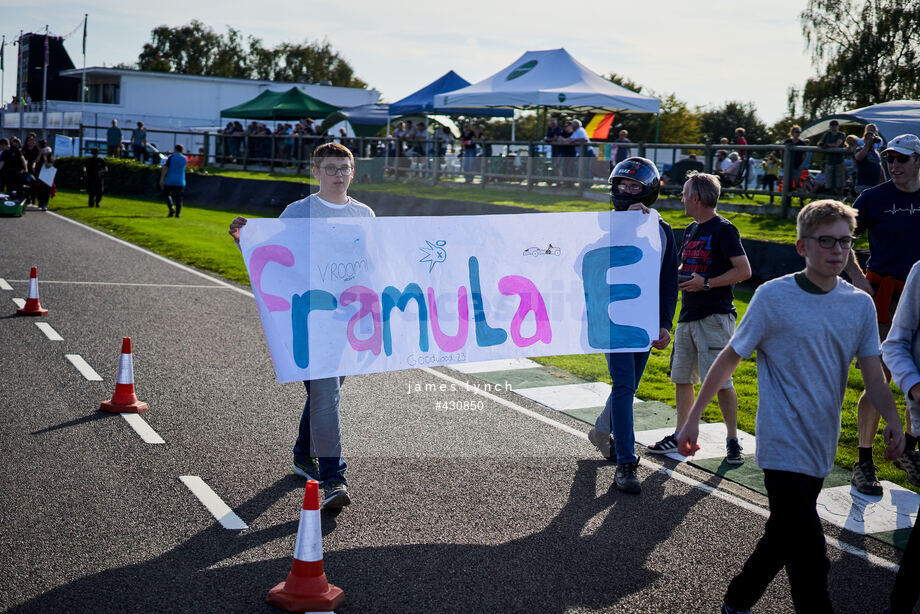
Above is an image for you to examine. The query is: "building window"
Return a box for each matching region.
[86,81,120,104]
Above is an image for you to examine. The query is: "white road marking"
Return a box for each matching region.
[12,297,25,308]
[179,476,248,530]
[121,413,165,444]
[422,366,901,572]
[49,212,255,298]
[64,354,103,381]
[0,277,12,290]
[35,322,63,341]
[6,279,232,289]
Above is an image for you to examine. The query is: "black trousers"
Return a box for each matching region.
[724,469,832,613]
[165,186,183,216]
[87,181,103,207]
[889,503,920,613]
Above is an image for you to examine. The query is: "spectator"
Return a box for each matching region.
[647,172,751,463]
[614,129,632,165]
[544,117,563,183]
[21,133,40,204]
[435,125,453,159]
[0,137,27,197]
[227,142,373,510]
[34,148,55,212]
[783,125,809,190]
[714,149,730,173]
[132,122,148,164]
[566,119,596,169]
[82,148,107,208]
[460,122,477,182]
[819,119,846,197]
[556,120,577,186]
[106,119,123,158]
[844,133,920,495]
[413,121,428,157]
[393,120,407,157]
[761,151,781,200]
[159,144,188,218]
[734,127,748,158]
[720,152,743,184]
[854,123,885,194]
[845,134,861,195]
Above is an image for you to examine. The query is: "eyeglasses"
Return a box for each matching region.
[319,165,353,176]
[791,130,801,134]
[616,182,644,194]
[885,152,914,164]
[804,235,856,249]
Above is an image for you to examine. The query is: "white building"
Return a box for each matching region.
[2,66,379,151]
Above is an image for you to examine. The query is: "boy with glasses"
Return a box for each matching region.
[678,200,905,613]
[228,142,373,510]
[844,133,920,495]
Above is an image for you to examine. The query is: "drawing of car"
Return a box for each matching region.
[523,244,561,256]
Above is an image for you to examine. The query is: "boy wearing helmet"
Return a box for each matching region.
[587,157,679,494]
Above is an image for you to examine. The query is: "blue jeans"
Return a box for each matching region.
[594,351,650,465]
[293,377,347,484]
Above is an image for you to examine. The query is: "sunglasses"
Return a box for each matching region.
[886,152,914,164]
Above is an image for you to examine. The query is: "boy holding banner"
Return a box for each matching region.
[588,157,679,494]
[229,142,373,510]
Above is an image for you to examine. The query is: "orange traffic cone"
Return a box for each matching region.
[99,337,149,413]
[267,480,344,612]
[16,267,48,316]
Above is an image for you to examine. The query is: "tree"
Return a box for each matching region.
[797,0,920,115]
[602,75,702,144]
[136,22,369,89]
[698,101,769,145]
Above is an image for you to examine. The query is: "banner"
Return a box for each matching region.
[240,211,663,382]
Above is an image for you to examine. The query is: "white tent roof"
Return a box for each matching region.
[802,100,920,143]
[433,48,660,114]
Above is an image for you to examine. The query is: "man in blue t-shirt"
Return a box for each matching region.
[844,133,920,495]
[159,144,188,218]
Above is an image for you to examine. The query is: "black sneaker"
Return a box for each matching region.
[721,604,752,614]
[852,460,883,496]
[292,457,320,481]
[894,450,920,487]
[322,481,351,509]
[588,427,616,461]
[726,438,745,465]
[647,433,678,454]
[614,461,641,494]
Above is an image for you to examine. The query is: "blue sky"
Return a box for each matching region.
[1,0,815,124]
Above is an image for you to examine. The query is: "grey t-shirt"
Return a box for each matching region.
[730,274,879,478]
[279,193,374,219]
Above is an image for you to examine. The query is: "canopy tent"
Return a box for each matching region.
[220,86,340,120]
[433,48,660,114]
[389,70,512,118]
[802,100,920,143]
[320,104,391,137]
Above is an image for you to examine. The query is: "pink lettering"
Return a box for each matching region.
[250,245,295,312]
[340,285,382,355]
[499,275,551,347]
[427,287,469,352]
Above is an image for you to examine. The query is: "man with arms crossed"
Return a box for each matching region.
[228,142,373,510]
[844,134,920,495]
[647,172,751,463]
[678,200,904,613]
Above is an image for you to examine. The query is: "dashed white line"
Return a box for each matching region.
[12,297,25,309]
[120,413,165,444]
[6,279,232,289]
[421,366,901,573]
[179,476,248,530]
[64,354,103,381]
[35,322,63,341]
[0,277,12,290]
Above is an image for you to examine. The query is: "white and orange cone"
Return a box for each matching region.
[16,267,48,316]
[267,480,344,612]
[99,337,149,413]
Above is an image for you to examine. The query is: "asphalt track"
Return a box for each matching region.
[0,209,910,613]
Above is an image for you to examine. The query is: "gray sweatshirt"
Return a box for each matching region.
[882,260,920,432]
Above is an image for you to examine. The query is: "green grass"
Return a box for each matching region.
[46,186,907,490]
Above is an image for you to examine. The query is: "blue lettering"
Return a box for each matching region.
[468,256,507,347]
[291,290,337,368]
[382,283,429,356]
[582,246,650,349]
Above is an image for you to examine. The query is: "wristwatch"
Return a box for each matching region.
[703,279,711,291]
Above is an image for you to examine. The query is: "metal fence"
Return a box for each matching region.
[70,125,862,218]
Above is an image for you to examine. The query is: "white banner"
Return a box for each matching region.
[240,211,663,382]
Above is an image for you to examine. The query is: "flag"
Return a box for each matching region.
[82,16,87,55]
[1,37,5,71]
[586,113,616,140]
[44,36,49,67]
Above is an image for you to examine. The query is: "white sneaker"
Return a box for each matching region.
[588,427,615,460]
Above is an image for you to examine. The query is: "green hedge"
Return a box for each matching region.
[54,157,206,197]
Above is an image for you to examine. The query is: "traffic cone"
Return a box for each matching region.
[16,267,48,316]
[99,337,149,413]
[267,480,344,612]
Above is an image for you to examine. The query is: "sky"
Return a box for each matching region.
[1,0,817,126]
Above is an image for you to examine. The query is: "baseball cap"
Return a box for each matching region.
[883,134,920,156]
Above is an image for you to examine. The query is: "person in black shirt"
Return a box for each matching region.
[82,148,108,208]
[783,125,808,190]
[647,172,751,464]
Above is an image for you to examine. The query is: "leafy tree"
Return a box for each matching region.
[698,101,769,145]
[797,0,920,115]
[602,74,702,144]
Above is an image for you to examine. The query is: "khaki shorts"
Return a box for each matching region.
[670,312,736,388]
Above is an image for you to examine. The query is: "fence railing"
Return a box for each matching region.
[74,125,866,217]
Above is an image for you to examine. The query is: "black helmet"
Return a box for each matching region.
[608,157,660,210]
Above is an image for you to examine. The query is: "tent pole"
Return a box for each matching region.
[654,113,660,144]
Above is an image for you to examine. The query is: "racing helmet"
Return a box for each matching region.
[608,157,660,210]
